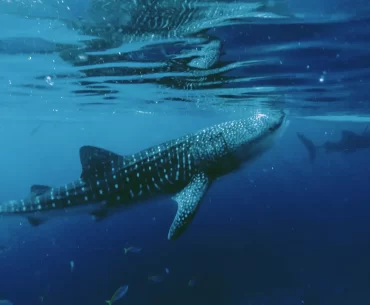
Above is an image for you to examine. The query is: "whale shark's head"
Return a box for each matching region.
[230,109,286,163]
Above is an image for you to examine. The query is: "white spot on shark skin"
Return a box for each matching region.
[52,203,56,208]
[36,197,40,204]
[113,175,116,179]
[137,173,140,177]
[129,190,134,198]
[82,187,85,192]
[22,207,26,211]
[126,177,130,182]
[66,191,69,196]
[84,196,88,201]
[96,181,100,186]
[99,190,103,195]
[117,196,120,201]
[67,200,71,205]
[115,184,118,189]
[38,205,42,210]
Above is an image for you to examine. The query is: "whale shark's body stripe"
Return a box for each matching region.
[0,111,285,239]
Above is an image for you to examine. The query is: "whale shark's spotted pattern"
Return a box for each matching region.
[0,111,285,239]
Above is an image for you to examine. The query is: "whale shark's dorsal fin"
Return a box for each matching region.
[79,146,125,179]
[168,172,211,240]
[30,185,52,196]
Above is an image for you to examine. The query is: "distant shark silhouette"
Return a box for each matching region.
[0,110,285,240]
[297,125,370,162]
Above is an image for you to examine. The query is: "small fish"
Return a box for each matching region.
[124,246,141,254]
[188,277,197,287]
[148,274,165,283]
[106,285,128,305]
[70,260,75,272]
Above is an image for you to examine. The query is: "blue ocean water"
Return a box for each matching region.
[0,0,370,305]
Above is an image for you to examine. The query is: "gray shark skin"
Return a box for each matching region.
[297,125,370,161]
[0,110,285,240]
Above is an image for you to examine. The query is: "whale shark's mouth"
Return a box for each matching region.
[277,112,290,140]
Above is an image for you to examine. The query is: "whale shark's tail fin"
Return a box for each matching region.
[296,132,317,162]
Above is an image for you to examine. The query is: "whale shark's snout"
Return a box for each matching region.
[229,109,286,164]
[253,109,285,133]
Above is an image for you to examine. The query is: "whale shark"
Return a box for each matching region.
[0,110,285,240]
[297,125,370,162]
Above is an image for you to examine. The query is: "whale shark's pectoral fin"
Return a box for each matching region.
[79,146,126,180]
[341,130,357,143]
[27,215,48,226]
[168,172,211,240]
[90,206,109,222]
[30,185,52,196]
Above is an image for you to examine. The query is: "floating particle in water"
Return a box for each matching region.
[45,76,54,86]
[70,260,74,272]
